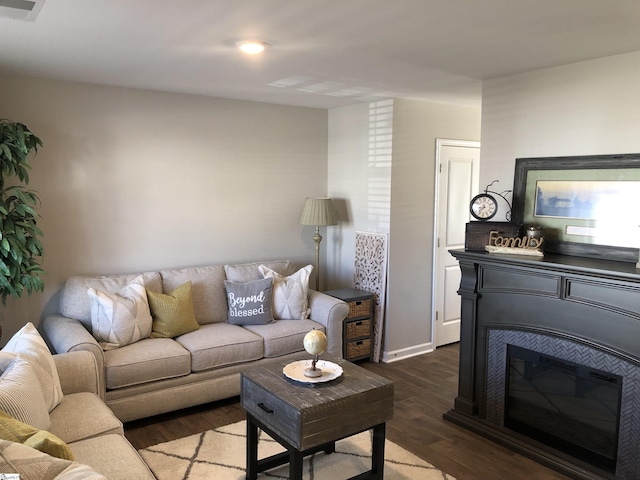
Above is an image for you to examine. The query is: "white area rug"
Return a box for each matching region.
[139,420,455,479]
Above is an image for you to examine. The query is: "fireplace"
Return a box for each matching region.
[505,344,622,472]
[447,250,640,480]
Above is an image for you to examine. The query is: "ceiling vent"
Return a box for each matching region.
[0,0,45,21]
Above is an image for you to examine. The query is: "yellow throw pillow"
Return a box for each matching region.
[0,410,75,461]
[147,281,200,338]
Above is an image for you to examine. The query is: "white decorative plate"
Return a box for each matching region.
[283,360,343,384]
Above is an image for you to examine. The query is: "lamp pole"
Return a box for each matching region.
[313,225,322,290]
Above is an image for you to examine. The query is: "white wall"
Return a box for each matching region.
[386,98,480,360]
[325,49,640,362]
[326,100,393,290]
[481,50,640,221]
[327,98,481,361]
[0,74,328,342]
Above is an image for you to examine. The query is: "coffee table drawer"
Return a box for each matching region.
[241,376,299,446]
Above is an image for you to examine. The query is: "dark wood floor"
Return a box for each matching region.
[125,343,569,479]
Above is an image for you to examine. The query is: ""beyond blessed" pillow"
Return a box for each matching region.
[224,277,274,325]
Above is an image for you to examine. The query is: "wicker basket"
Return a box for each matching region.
[346,319,371,340]
[347,299,372,318]
[346,339,371,360]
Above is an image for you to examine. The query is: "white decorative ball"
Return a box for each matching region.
[303,329,328,355]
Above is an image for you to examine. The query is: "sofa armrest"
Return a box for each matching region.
[43,315,106,399]
[53,351,100,396]
[307,290,348,357]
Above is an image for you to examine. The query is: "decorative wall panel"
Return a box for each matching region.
[353,231,388,363]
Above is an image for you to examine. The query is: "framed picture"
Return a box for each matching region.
[512,153,640,263]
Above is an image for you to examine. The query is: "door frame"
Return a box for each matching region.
[431,138,480,348]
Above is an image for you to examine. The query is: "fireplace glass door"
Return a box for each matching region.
[505,345,622,472]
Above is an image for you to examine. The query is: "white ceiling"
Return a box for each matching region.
[2,0,640,109]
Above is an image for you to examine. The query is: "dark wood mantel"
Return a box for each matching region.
[445,249,640,480]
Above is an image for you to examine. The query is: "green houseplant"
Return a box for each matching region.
[0,119,45,304]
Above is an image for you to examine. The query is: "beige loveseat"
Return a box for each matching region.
[43,260,349,422]
[48,351,154,478]
[0,349,153,479]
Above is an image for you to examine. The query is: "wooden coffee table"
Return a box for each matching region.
[241,355,394,480]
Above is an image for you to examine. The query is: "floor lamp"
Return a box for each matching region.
[299,197,338,291]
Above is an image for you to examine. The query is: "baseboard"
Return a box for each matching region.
[381,342,434,363]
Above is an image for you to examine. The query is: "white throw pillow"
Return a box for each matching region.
[0,355,51,430]
[2,322,64,412]
[88,274,152,350]
[258,264,313,320]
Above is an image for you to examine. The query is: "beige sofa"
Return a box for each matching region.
[43,260,349,422]
[0,350,153,479]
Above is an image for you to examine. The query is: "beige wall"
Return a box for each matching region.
[481,50,640,222]
[326,102,371,290]
[0,75,328,342]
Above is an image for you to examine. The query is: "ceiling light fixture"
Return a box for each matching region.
[0,0,45,21]
[236,40,269,55]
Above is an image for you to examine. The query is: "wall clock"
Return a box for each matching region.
[469,180,513,222]
[470,193,498,221]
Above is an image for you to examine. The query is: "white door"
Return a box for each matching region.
[433,140,480,347]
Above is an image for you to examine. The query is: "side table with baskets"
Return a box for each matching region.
[324,288,374,362]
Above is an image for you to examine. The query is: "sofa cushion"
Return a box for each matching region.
[224,260,296,283]
[70,434,154,479]
[103,338,191,390]
[88,275,153,351]
[259,264,313,320]
[61,272,162,330]
[160,265,227,325]
[175,323,264,372]
[0,355,51,430]
[48,392,123,444]
[147,281,200,338]
[0,409,75,460]
[224,277,274,326]
[244,319,325,357]
[2,322,64,412]
[0,439,107,480]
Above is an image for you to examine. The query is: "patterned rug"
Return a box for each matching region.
[139,420,455,479]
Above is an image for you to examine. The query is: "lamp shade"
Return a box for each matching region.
[298,197,339,226]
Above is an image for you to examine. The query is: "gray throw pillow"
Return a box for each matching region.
[224,277,274,325]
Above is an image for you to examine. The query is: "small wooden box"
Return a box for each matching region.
[465,222,522,251]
